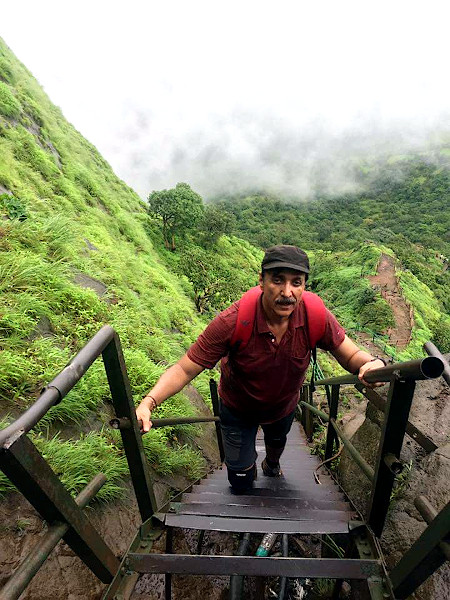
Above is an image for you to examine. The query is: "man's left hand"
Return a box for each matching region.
[358,359,386,387]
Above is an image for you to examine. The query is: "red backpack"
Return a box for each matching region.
[230,286,326,353]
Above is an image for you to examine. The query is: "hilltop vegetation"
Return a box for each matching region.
[215,154,450,312]
[212,153,450,352]
[0,38,260,499]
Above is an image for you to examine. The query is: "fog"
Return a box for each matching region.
[2,0,449,200]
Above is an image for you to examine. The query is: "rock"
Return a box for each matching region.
[73,272,107,297]
[337,373,450,599]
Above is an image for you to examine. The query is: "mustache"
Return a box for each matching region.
[275,298,296,306]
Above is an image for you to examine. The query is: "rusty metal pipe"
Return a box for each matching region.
[278,534,289,600]
[316,356,444,386]
[0,326,115,447]
[110,416,219,430]
[414,495,450,561]
[0,474,107,600]
[330,419,375,482]
[299,401,329,422]
[424,342,450,386]
[229,533,251,599]
[384,453,404,475]
[298,403,374,481]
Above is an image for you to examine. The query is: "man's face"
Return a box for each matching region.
[259,268,306,320]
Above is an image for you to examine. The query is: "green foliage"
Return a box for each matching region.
[431,318,450,353]
[147,182,204,250]
[310,245,395,335]
[177,245,241,313]
[215,156,450,314]
[14,127,59,180]
[33,431,129,502]
[0,193,27,220]
[141,428,206,479]
[0,57,15,84]
[199,204,235,246]
[390,460,413,502]
[0,81,21,118]
[0,39,217,500]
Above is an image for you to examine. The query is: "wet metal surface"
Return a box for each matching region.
[166,423,356,535]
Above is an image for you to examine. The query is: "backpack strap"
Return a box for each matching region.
[230,285,261,350]
[302,291,327,392]
[302,291,327,349]
[231,288,327,355]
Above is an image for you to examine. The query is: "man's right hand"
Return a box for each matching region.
[136,401,153,433]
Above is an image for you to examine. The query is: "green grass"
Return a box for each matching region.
[0,37,220,498]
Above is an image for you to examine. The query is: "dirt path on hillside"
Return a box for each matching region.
[368,254,413,349]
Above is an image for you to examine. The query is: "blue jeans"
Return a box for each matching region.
[219,402,296,470]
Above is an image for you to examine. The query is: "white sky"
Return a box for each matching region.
[2,0,450,199]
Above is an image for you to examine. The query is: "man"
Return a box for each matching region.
[136,245,385,492]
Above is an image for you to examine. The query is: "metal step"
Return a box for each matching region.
[126,553,382,579]
[164,514,352,534]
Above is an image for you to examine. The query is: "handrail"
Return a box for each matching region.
[0,325,115,447]
[315,356,444,386]
[300,351,446,542]
[424,341,450,386]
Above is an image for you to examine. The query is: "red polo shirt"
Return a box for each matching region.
[187,295,345,423]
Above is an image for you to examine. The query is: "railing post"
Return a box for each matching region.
[0,434,119,584]
[300,385,307,431]
[209,379,225,464]
[390,500,450,599]
[305,385,314,441]
[367,373,416,537]
[102,333,158,519]
[324,385,340,461]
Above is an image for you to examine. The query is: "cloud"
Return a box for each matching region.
[2,0,450,200]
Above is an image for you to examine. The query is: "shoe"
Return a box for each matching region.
[261,458,282,477]
[229,463,257,494]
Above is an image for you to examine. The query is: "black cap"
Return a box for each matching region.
[261,245,310,273]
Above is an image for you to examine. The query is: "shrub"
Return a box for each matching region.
[0,58,14,84]
[0,193,27,220]
[0,81,21,118]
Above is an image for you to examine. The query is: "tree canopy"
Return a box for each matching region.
[147,182,204,250]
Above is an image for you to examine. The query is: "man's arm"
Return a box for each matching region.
[136,354,205,432]
[331,335,385,386]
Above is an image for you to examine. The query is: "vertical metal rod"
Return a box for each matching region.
[0,434,119,583]
[325,385,340,461]
[102,334,158,519]
[390,501,450,598]
[0,474,106,600]
[299,388,306,430]
[165,527,173,600]
[229,533,251,600]
[367,374,416,537]
[305,385,314,440]
[197,530,205,555]
[278,534,289,599]
[209,378,225,463]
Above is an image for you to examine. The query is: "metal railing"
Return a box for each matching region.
[0,326,218,600]
[299,348,449,599]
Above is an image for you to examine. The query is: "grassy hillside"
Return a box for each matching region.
[1,35,448,504]
[0,38,261,499]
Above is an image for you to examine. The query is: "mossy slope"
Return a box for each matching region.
[0,38,260,499]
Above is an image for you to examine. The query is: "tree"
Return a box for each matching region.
[199,204,235,246]
[178,246,240,313]
[147,183,204,250]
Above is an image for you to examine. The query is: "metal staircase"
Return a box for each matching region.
[0,326,448,600]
